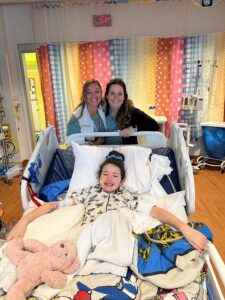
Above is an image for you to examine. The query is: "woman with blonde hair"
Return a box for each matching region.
[67,79,106,145]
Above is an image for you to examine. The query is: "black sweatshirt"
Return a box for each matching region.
[122,107,160,144]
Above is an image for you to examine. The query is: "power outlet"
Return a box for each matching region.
[2,124,11,139]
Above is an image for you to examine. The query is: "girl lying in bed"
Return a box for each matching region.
[7,151,207,252]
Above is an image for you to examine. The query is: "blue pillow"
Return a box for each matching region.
[43,148,75,186]
[39,179,70,202]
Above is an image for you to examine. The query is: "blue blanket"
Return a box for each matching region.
[137,222,213,276]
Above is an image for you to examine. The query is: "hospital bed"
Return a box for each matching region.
[1,122,224,299]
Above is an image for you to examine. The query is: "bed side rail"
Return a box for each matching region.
[21,130,166,210]
[170,122,195,215]
[205,241,225,300]
[66,131,167,148]
[21,126,59,210]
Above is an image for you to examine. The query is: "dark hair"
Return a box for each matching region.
[104,78,134,129]
[76,79,103,119]
[98,150,126,180]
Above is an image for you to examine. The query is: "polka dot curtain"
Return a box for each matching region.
[64,43,82,117]
[148,38,158,112]
[126,37,153,115]
[79,42,95,84]
[208,32,225,122]
[156,38,173,122]
[92,40,111,93]
[36,35,225,143]
[167,37,184,137]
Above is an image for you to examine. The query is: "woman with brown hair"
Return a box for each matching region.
[104,78,159,144]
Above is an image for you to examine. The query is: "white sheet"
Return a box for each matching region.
[24,203,84,244]
[77,210,135,273]
[0,190,188,299]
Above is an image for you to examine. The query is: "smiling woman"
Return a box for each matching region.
[104,78,159,145]
[66,79,106,145]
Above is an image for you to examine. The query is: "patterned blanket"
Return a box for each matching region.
[0,210,212,300]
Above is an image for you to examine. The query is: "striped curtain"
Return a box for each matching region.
[109,38,128,83]
[180,36,205,141]
[36,34,225,143]
[48,44,67,143]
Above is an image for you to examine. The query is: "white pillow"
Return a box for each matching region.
[156,190,188,223]
[67,142,152,196]
[67,143,113,194]
[117,145,152,193]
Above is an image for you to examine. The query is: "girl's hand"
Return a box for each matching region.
[181,224,207,252]
[6,218,28,241]
[120,126,136,138]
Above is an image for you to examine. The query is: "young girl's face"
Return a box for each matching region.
[100,163,123,193]
[107,84,124,112]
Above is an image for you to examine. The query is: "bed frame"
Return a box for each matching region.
[21,122,193,213]
[20,122,225,299]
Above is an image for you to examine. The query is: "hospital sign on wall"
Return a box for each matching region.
[93,14,112,27]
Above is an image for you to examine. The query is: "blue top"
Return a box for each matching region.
[105,110,123,145]
[66,115,80,136]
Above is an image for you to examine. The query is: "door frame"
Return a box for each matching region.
[18,43,38,150]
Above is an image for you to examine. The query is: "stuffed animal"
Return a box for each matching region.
[4,237,80,300]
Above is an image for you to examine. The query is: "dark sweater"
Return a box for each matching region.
[122,107,159,144]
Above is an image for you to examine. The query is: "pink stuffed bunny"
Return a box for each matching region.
[4,237,80,300]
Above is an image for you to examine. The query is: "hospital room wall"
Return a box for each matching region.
[0,2,225,162]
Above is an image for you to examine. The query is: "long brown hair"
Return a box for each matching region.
[105,78,133,129]
[76,79,103,119]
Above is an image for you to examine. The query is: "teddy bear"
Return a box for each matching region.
[4,237,80,300]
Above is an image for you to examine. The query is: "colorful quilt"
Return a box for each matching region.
[0,210,212,300]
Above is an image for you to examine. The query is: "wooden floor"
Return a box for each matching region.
[0,169,225,295]
[189,168,225,297]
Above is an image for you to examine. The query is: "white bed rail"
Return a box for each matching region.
[21,126,59,210]
[205,241,225,299]
[21,130,166,210]
[21,127,194,216]
[170,122,195,215]
[66,131,167,148]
